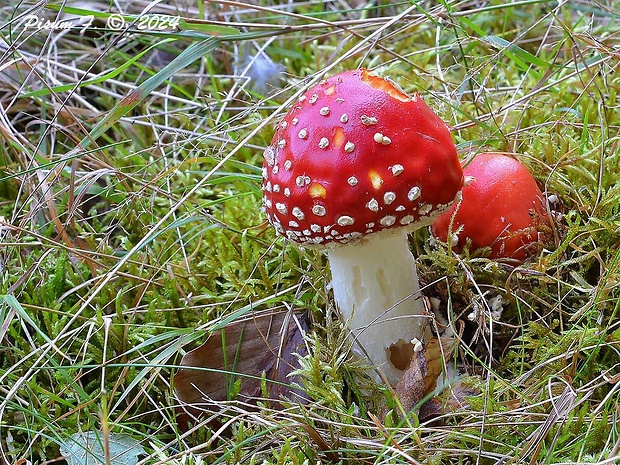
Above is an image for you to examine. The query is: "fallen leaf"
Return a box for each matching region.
[60,431,145,465]
[393,337,456,412]
[174,310,308,424]
[418,379,480,423]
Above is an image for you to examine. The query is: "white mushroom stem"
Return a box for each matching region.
[326,229,426,385]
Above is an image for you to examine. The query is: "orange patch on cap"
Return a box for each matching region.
[369,170,383,189]
[309,183,327,198]
[333,127,345,148]
[360,69,410,102]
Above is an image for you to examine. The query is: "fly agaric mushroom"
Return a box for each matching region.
[431,152,550,262]
[262,69,463,385]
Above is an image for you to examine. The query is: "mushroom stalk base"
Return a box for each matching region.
[327,230,425,386]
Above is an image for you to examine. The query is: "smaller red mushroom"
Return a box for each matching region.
[431,152,550,262]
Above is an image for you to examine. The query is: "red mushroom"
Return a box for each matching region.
[262,69,463,384]
[431,152,550,262]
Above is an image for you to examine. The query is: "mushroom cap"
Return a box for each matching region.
[431,152,550,261]
[262,69,463,246]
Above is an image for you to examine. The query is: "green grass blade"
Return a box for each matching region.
[1,295,54,346]
[480,35,551,69]
[177,19,240,36]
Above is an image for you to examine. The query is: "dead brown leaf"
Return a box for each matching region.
[393,337,456,413]
[418,379,480,423]
[174,310,308,426]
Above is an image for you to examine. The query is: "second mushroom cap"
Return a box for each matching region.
[431,152,551,261]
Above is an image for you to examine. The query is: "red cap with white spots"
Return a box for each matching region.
[431,152,551,261]
[262,68,463,246]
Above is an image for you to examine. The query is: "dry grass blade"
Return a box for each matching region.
[506,383,579,464]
